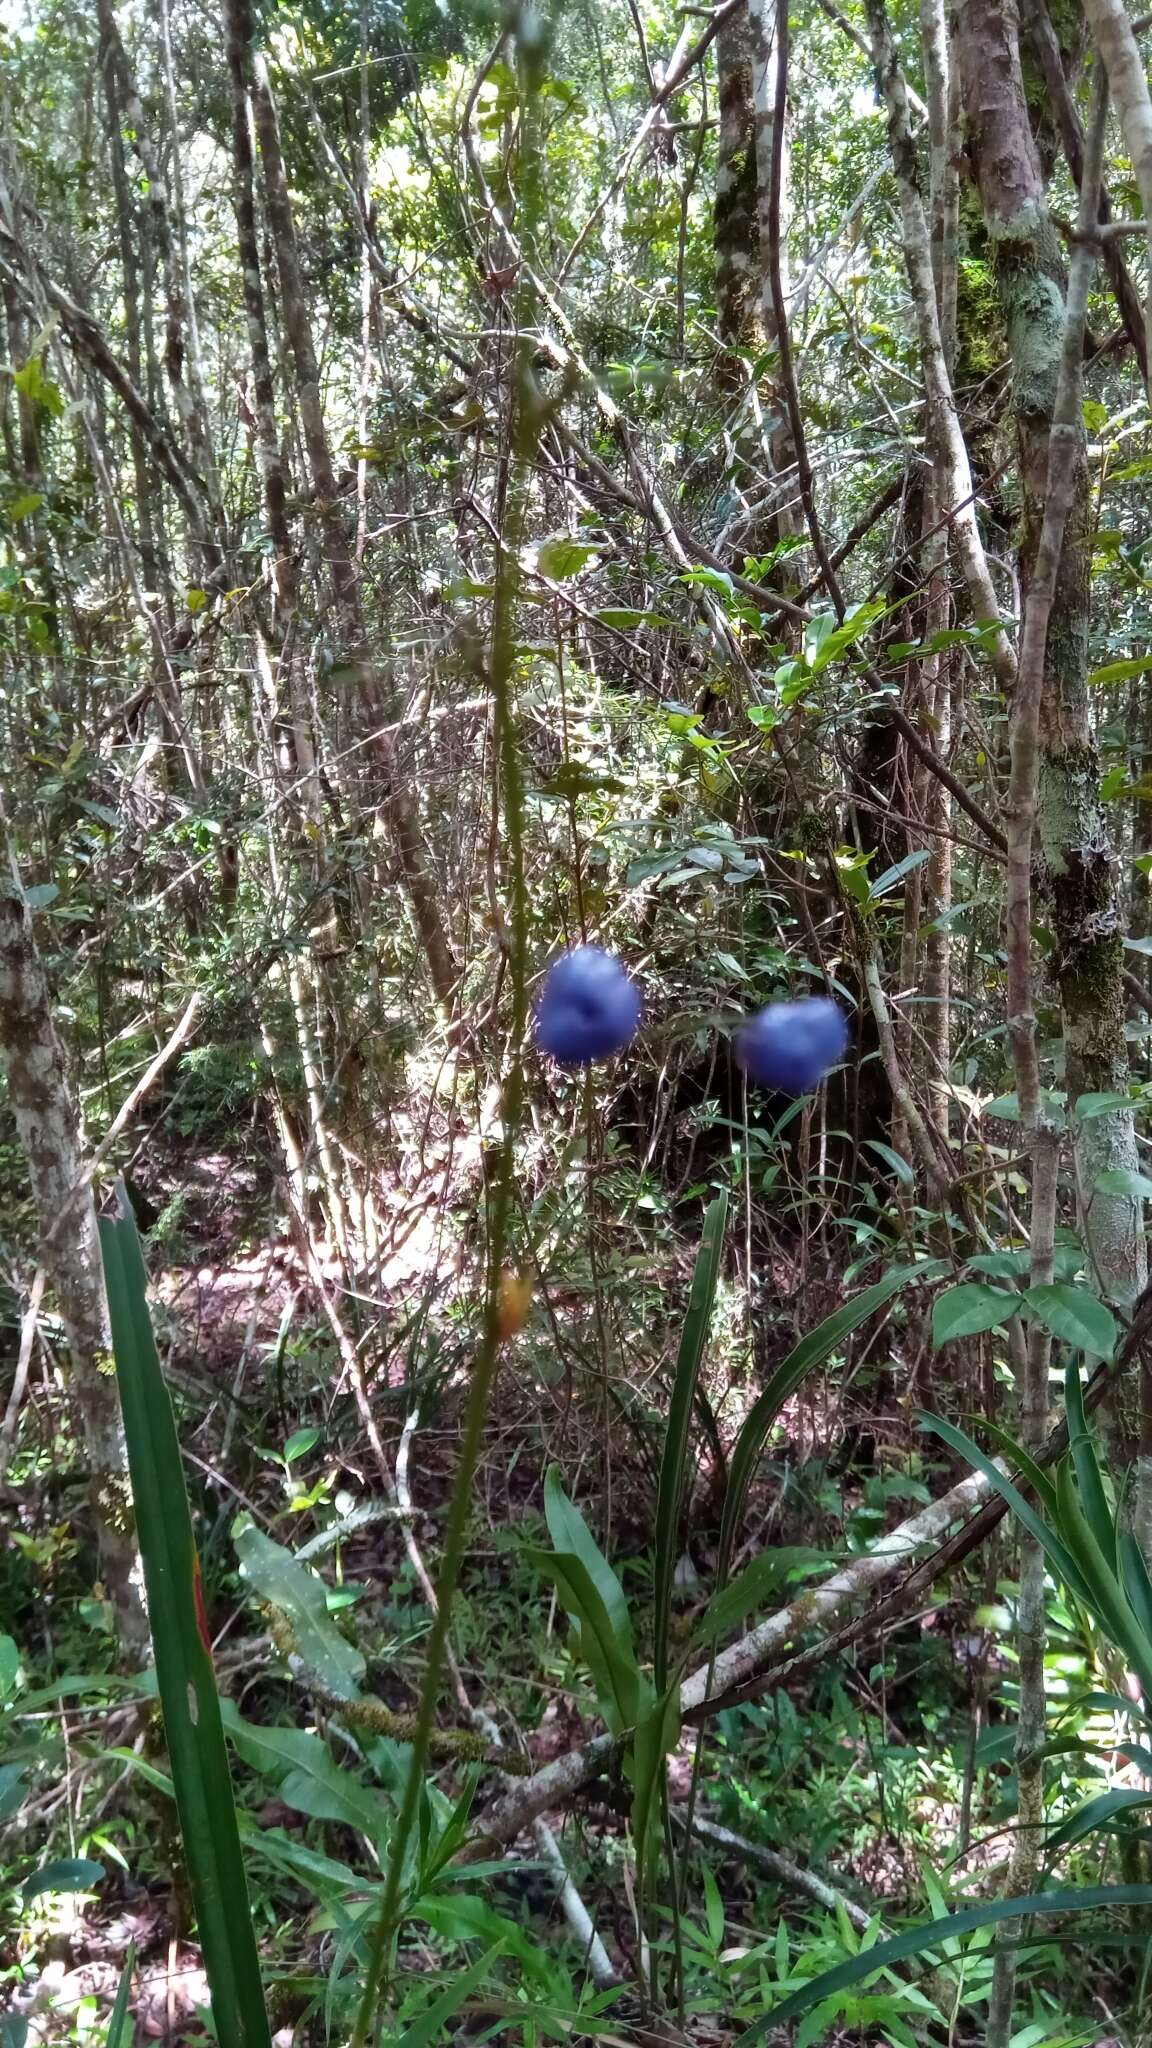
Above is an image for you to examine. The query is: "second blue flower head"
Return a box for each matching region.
[735,995,848,1095]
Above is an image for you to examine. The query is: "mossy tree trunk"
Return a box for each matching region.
[0,886,147,1660]
[957,0,1145,1318]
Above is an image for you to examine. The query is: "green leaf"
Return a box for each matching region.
[631,1682,681,1894]
[1065,1361,1115,1571]
[536,537,602,579]
[691,1548,829,1647]
[1072,1092,1135,1120]
[0,1633,20,1698]
[527,1549,647,1733]
[719,1264,940,1581]
[862,1140,916,1187]
[1088,657,1152,686]
[543,1468,631,1651]
[932,1282,1019,1346]
[653,1190,727,1690]
[282,1427,321,1463]
[23,1857,104,1903]
[1093,1169,1152,1200]
[734,1887,1152,2039]
[595,607,672,629]
[0,1764,26,1822]
[233,1518,364,1699]
[392,1947,505,2048]
[1045,1789,1152,1855]
[920,1412,1091,1604]
[99,1199,271,2048]
[105,1941,136,2048]
[221,1706,389,1842]
[1024,1284,1117,1358]
[868,848,931,900]
[983,1090,1066,1122]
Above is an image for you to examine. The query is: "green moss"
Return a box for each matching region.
[956,254,1003,382]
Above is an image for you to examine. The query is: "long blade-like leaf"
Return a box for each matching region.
[104,1941,136,2048]
[653,1190,727,1689]
[734,1885,1152,2039]
[719,1262,941,1581]
[100,1201,270,2048]
[1064,1360,1116,1571]
[922,1412,1092,1605]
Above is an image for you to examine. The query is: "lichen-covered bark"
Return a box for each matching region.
[713,0,797,551]
[0,889,146,1657]
[714,4,764,378]
[958,0,1145,1311]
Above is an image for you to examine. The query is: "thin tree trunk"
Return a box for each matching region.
[0,885,147,1659]
[235,2,456,1013]
[957,0,1146,1318]
[864,0,1015,693]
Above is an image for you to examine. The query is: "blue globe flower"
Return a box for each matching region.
[735,995,848,1095]
[535,947,642,1066]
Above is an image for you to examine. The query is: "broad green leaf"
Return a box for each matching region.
[1088,657,1152,686]
[527,1549,647,1733]
[282,1427,321,1463]
[1072,1092,1135,1120]
[653,1190,727,1690]
[983,1090,1066,1122]
[966,1251,1030,1278]
[1093,1168,1152,1200]
[233,1517,364,1700]
[221,1706,389,1842]
[543,1468,631,1650]
[734,1887,1152,2039]
[100,1200,271,2048]
[1024,1284,1117,1358]
[23,1857,104,1902]
[0,1634,19,1698]
[932,1282,1019,1346]
[536,537,601,579]
[0,1764,26,1822]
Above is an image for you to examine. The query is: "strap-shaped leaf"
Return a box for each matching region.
[922,1413,1091,1606]
[543,1467,632,1651]
[100,1200,270,2048]
[1064,1360,1116,1571]
[720,1263,942,1580]
[1045,1787,1152,1857]
[526,1549,648,1733]
[653,1189,727,1689]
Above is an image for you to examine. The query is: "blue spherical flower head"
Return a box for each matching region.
[735,995,849,1095]
[535,946,642,1066]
